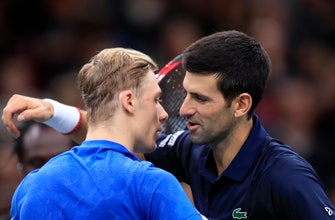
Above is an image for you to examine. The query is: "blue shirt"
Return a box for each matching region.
[146,115,335,219]
[11,140,202,220]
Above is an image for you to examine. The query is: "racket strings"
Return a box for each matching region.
[159,65,187,134]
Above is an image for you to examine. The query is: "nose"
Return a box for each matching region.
[179,95,190,117]
[159,104,169,123]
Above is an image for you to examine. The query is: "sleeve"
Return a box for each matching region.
[145,130,192,181]
[268,157,335,219]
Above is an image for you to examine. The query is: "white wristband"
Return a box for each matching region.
[42,99,81,134]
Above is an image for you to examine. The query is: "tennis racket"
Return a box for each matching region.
[156,54,187,134]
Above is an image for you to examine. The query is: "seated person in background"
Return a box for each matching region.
[0,128,19,220]
[0,121,75,219]
[14,121,75,176]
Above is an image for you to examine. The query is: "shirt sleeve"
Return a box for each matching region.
[261,154,335,219]
[146,130,195,182]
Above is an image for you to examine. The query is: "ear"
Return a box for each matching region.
[119,90,135,113]
[233,93,252,117]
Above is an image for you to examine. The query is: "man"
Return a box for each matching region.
[6,48,203,219]
[3,31,335,219]
[14,121,75,176]
[0,121,75,219]
[0,124,19,220]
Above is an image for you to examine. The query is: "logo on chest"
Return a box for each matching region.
[232,208,247,219]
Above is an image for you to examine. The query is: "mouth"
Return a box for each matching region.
[186,120,200,131]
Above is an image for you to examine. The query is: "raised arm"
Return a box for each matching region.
[1,94,87,143]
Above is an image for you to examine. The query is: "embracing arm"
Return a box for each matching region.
[2,94,87,143]
[3,94,196,212]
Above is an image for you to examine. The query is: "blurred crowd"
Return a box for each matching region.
[1,0,335,217]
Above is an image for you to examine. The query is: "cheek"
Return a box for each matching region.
[142,103,159,122]
[203,105,230,125]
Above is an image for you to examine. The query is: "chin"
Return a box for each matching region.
[143,144,156,154]
[189,135,204,145]
[149,143,157,151]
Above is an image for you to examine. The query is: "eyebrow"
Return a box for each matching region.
[190,91,212,101]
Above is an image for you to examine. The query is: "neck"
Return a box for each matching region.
[86,121,135,153]
[212,118,253,176]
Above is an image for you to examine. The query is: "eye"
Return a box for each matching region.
[193,94,208,103]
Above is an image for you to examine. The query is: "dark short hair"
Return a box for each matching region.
[182,30,271,119]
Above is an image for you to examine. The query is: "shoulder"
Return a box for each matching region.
[256,139,318,184]
[254,139,327,200]
[133,161,189,197]
[135,160,178,183]
[131,162,203,219]
[156,130,209,157]
[250,140,335,218]
[157,130,191,148]
[264,139,315,173]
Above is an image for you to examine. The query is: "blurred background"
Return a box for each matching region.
[0,0,335,217]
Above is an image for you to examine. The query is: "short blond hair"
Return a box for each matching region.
[77,48,158,123]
